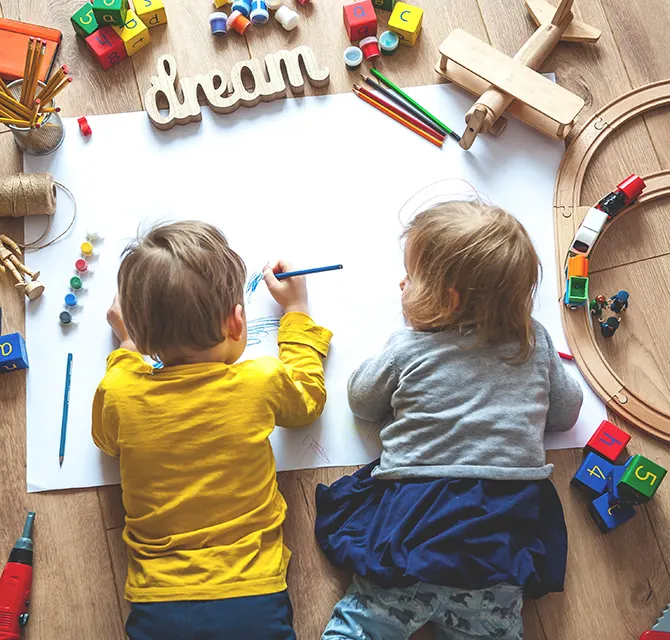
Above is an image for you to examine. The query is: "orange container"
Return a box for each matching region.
[567,254,589,279]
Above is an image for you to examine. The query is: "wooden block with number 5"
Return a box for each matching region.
[618,454,667,503]
[571,452,613,497]
[134,0,167,28]
[584,419,630,463]
[71,3,100,37]
[113,10,151,56]
[85,26,128,70]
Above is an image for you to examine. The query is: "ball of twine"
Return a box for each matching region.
[0,173,57,217]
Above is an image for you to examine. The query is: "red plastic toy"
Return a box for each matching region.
[77,116,92,137]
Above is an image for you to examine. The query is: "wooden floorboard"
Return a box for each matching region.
[1,0,670,638]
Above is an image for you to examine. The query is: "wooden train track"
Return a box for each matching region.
[554,79,670,441]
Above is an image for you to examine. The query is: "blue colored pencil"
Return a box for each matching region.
[276,264,343,280]
[59,352,73,467]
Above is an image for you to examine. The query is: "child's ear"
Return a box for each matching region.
[225,304,245,342]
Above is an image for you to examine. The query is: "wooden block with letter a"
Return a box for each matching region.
[85,26,127,69]
[584,420,630,462]
[343,0,377,43]
[92,0,129,26]
[618,454,667,504]
[388,1,423,46]
[0,333,29,373]
[112,10,150,56]
[571,452,613,497]
[134,0,168,28]
[71,3,100,37]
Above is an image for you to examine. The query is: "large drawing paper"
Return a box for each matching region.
[24,84,606,492]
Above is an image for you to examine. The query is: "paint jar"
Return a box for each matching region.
[379,30,399,55]
[343,46,364,70]
[250,0,270,24]
[274,5,299,30]
[227,10,251,34]
[266,0,282,8]
[6,80,65,156]
[209,11,228,34]
[86,229,103,242]
[75,258,89,274]
[59,310,74,326]
[296,0,310,5]
[70,276,84,291]
[231,0,252,17]
[81,241,95,257]
[64,293,79,308]
[360,36,381,60]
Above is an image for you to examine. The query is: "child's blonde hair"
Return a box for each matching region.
[401,200,540,360]
[118,221,246,361]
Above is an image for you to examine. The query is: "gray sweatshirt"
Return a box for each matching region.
[348,320,583,481]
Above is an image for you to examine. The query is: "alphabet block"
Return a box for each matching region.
[388,1,423,47]
[71,3,100,37]
[343,0,377,43]
[571,452,613,497]
[584,419,630,463]
[85,26,128,70]
[92,0,129,26]
[371,0,396,10]
[134,0,167,28]
[0,333,29,373]
[607,463,634,506]
[618,454,667,503]
[588,493,636,533]
[113,10,151,56]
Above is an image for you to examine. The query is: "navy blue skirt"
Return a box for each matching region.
[315,461,567,599]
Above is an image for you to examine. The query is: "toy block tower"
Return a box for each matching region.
[343,0,377,42]
[388,1,423,46]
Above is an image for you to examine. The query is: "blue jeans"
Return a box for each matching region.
[323,576,523,640]
[126,590,296,640]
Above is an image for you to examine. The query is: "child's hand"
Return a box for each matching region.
[263,260,308,315]
[107,295,137,351]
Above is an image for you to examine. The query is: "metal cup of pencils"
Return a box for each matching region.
[5,79,65,156]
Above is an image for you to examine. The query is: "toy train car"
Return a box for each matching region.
[564,255,589,309]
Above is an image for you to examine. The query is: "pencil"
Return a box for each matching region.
[0,92,33,119]
[361,74,449,138]
[558,351,574,361]
[276,264,343,280]
[59,352,73,467]
[369,68,461,143]
[23,39,42,107]
[19,38,35,104]
[27,41,46,107]
[354,88,443,148]
[354,84,444,141]
[40,76,72,105]
[0,117,32,127]
[37,65,68,104]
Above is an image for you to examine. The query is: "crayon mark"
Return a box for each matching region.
[247,316,281,346]
[245,271,264,301]
[302,435,330,464]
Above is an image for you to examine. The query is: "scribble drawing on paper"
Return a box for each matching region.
[302,435,330,464]
[245,271,264,301]
[247,317,281,347]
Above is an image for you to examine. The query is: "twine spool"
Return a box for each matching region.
[0,173,57,217]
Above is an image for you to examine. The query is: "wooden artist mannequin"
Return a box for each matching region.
[0,234,45,300]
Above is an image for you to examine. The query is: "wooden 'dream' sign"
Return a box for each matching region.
[143,46,331,130]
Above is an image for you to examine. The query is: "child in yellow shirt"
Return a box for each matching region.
[92,221,332,640]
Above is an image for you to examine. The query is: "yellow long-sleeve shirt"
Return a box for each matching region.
[92,312,332,603]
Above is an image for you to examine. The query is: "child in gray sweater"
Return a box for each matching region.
[316,200,583,640]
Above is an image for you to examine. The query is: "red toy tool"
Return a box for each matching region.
[641,605,670,639]
[0,512,35,640]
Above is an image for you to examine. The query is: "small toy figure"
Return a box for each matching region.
[609,290,629,313]
[77,116,92,137]
[589,294,608,318]
[599,316,620,338]
[0,235,45,300]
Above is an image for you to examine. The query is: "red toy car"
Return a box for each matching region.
[77,116,92,137]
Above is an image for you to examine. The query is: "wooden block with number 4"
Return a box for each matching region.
[571,452,613,497]
[584,419,630,463]
[388,1,423,47]
[134,0,167,28]
[113,10,151,56]
[618,454,667,503]
[85,26,128,70]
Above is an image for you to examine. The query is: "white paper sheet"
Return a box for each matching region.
[23,83,606,492]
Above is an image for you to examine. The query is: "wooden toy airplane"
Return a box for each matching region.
[435,0,601,149]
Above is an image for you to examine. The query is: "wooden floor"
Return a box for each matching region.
[1,0,670,637]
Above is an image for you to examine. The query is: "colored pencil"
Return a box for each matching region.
[19,38,35,104]
[276,264,344,280]
[354,84,444,141]
[361,74,449,137]
[354,88,443,148]
[59,353,73,466]
[558,351,574,361]
[369,68,461,143]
